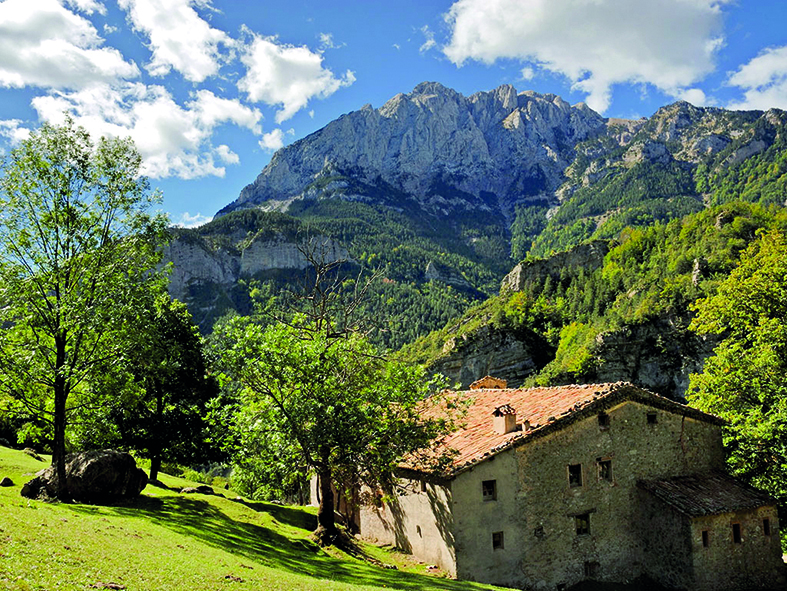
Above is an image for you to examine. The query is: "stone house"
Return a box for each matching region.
[359,380,783,591]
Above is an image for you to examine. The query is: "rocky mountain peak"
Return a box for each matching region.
[219,82,608,220]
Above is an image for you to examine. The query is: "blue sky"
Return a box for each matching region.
[1,0,787,226]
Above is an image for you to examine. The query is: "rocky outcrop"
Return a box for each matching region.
[431,325,540,389]
[219,82,609,221]
[501,241,609,292]
[424,261,472,289]
[21,450,147,503]
[164,231,347,305]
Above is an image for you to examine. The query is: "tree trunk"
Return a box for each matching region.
[315,464,337,545]
[149,454,161,482]
[51,334,70,501]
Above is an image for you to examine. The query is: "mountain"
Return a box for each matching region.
[218,81,607,224]
[167,81,787,368]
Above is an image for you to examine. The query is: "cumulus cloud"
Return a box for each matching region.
[32,83,262,179]
[420,25,436,54]
[0,0,139,89]
[238,32,355,123]
[442,0,727,112]
[118,0,230,83]
[64,0,106,15]
[0,119,31,145]
[727,46,787,110]
[259,127,294,151]
[174,211,213,227]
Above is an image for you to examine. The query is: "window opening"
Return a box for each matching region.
[647,412,658,425]
[732,523,742,544]
[492,531,504,550]
[575,512,590,536]
[702,530,709,547]
[764,519,771,536]
[420,480,427,493]
[598,459,612,482]
[416,525,422,537]
[482,479,497,501]
[568,464,583,488]
[598,412,610,429]
[584,561,599,578]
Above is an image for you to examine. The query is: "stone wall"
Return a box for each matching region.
[451,448,525,587]
[359,478,457,575]
[512,400,724,590]
[690,506,783,591]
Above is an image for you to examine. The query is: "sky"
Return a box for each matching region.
[2,0,787,227]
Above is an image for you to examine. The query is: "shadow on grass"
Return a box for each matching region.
[65,494,491,591]
[232,498,317,532]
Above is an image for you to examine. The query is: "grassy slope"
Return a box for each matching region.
[0,447,508,591]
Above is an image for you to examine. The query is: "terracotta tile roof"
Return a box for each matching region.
[639,472,776,517]
[406,381,723,476]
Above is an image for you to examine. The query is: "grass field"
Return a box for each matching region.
[0,446,510,591]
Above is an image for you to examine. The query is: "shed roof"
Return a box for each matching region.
[638,472,776,517]
[406,381,723,477]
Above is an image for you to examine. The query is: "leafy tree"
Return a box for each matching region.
[687,229,787,499]
[218,243,458,544]
[107,294,219,481]
[0,119,166,498]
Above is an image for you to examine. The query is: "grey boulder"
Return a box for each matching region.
[21,449,147,503]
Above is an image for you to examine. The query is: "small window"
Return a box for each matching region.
[568,464,583,488]
[575,512,590,536]
[764,519,771,536]
[420,480,427,493]
[647,412,658,425]
[702,530,709,548]
[416,525,422,537]
[598,459,612,482]
[492,531,504,550]
[482,479,497,501]
[732,523,742,544]
[584,561,599,578]
[598,412,610,429]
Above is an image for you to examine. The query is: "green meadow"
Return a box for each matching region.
[0,447,509,591]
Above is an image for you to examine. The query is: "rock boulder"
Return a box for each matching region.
[21,449,147,503]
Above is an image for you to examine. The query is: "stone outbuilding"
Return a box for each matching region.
[358,380,783,590]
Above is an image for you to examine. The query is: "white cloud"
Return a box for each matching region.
[0,0,139,90]
[64,0,106,15]
[174,211,213,228]
[727,46,787,110]
[259,127,294,151]
[319,33,343,50]
[419,25,436,54]
[32,83,262,179]
[0,119,31,145]
[393,43,401,51]
[118,0,230,83]
[238,32,355,123]
[443,0,727,113]
[520,66,535,81]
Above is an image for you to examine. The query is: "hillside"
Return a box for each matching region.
[166,82,787,354]
[400,202,787,398]
[0,446,508,591]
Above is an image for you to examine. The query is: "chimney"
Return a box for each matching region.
[493,404,517,434]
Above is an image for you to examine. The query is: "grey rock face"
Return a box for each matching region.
[432,325,538,389]
[501,241,610,292]
[21,449,147,503]
[220,82,608,220]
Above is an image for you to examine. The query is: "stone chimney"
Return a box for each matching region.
[493,404,517,434]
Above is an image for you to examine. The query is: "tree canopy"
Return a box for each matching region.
[0,118,166,498]
[217,244,459,543]
[687,228,787,500]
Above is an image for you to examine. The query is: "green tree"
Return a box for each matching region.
[687,229,787,499]
[0,119,166,499]
[108,294,219,481]
[218,243,458,544]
